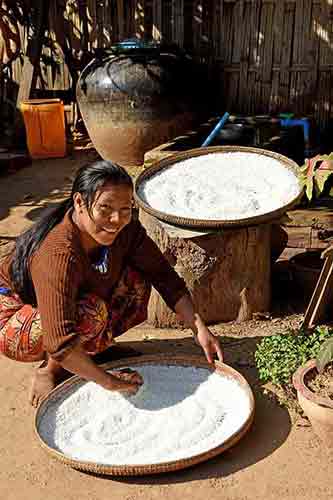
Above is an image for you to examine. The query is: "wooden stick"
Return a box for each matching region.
[236,287,253,323]
[16,0,49,108]
[302,248,333,330]
[117,0,124,40]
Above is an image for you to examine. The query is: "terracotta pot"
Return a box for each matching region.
[293,359,333,449]
[76,40,204,166]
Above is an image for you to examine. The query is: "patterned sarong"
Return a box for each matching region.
[0,267,151,362]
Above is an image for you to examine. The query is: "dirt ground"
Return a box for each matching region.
[0,151,332,500]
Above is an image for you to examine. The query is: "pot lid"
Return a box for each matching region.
[112,38,161,52]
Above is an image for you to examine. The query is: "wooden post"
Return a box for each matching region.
[140,211,271,328]
[117,0,124,40]
[16,0,49,108]
[16,57,35,106]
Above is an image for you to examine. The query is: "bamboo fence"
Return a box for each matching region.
[0,0,333,127]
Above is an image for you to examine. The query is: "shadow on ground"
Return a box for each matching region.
[0,151,99,224]
[80,335,292,484]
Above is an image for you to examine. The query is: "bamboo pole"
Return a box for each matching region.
[117,0,124,40]
[152,0,162,41]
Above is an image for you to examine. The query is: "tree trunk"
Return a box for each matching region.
[140,211,271,327]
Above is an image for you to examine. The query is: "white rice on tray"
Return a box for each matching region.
[38,365,252,465]
[138,152,301,220]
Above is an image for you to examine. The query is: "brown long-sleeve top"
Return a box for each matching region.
[0,212,187,360]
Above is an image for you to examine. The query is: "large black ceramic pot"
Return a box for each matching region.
[76,39,203,166]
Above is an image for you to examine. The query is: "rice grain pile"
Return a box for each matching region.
[138,152,300,220]
[38,365,252,465]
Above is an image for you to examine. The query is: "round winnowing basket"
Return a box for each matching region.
[134,145,304,229]
[34,354,255,476]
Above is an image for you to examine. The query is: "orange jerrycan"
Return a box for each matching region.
[20,99,66,159]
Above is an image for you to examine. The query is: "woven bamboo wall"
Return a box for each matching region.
[1,0,333,127]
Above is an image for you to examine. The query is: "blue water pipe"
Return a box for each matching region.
[279,116,311,157]
[280,118,310,144]
[201,112,230,147]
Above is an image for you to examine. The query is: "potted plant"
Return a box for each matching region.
[300,153,333,203]
[255,326,332,422]
[293,337,333,449]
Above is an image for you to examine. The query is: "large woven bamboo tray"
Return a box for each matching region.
[34,354,255,476]
[134,145,303,229]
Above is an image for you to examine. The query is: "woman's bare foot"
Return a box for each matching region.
[29,360,70,408]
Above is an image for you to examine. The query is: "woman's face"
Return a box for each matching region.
[73,183,133,252]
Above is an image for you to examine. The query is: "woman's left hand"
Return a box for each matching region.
[195,316,224,364]
[174,295,224,364]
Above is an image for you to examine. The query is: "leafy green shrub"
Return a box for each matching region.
[255,326,332,386]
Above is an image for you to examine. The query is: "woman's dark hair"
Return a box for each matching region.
[10,160,133,305]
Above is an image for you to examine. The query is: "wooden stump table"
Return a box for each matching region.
[140,210,272,328]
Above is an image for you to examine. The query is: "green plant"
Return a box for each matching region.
[316,337,333,374]
[300,153,333,201]
[255,326,332,386]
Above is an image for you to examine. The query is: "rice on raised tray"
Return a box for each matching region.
[38,365,252,465]
[138,152,300,220]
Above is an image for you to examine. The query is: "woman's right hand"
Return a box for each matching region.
[102,368,143,395]
[59,345,143,395]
